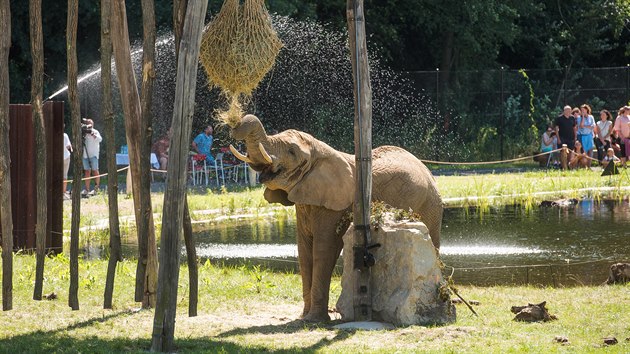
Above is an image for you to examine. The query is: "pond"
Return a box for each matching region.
[82,199,630,286]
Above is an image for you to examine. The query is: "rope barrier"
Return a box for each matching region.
[444,258,616,271]
[442,185,630,204]
[64,162,248,183]
[420,148,561,165]
[64,166,129,183]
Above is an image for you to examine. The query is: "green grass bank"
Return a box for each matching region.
[0,255,628,353]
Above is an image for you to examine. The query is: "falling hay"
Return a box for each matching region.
[200,0,282,127]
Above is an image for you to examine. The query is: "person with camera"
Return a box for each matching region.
[541,125,559,167]
[81,118,102,196]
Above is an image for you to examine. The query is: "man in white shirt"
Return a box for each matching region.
[63,130,72,199]
[81,118,102,195]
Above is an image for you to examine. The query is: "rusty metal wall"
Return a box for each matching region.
[0,102,63,252]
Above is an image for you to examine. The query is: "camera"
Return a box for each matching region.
[81,118,93,135]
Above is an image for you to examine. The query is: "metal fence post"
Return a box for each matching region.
[500,67,504,160]
[626,64,629,104]
[436,68,439,115]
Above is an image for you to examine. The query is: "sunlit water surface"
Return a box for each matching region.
[82,199,630,286]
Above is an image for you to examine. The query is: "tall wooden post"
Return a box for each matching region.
[151,0,207,351]
[67,0,82,311]
[347,0,373,321]
[101,0,123,309]
[111,0,158,308]
[30,0,47,301]
[0,0,13,312]
[174,0,199,318]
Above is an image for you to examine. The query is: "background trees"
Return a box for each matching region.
[7,0,630,159]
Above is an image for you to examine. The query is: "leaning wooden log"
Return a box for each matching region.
[111,0,157,308]
[151,0,208,351]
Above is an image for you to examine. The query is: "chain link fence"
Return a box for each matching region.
[404,66,630,161]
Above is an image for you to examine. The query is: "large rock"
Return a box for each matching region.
[336,214,455,326]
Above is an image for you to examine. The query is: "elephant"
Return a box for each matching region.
[229,114,443,321]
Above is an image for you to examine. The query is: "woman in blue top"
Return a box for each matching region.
[577,104,595,167]
[192,125,216,165]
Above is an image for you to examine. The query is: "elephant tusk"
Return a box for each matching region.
[259,142,273,164]
[229,145,252,164]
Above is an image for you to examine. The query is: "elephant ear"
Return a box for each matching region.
[287,154,354,211]
[263,188,294,206]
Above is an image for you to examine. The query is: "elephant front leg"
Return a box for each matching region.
[296,224,313,318]
[302,208,345,322]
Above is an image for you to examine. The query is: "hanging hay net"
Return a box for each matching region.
[200,0,282,127]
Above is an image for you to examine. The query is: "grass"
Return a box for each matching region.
[16,169,627,352]
[0,255,628,353]
[436,168,630,208]
[71,168,630,233]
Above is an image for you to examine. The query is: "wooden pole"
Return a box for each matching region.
[101,0,123,310]
[0,0,13,312]
[30,0,47,301]
[139,0,159,310]
[151,0,207,350]
[110,0,157,308]
[347,0,373,321]
[174,0,199,318]
[67,0,81,311]
[183,202,198,317]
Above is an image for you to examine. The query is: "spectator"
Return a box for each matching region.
[540,125,558,166]
[568,140,588,169]
[610,130,623,158]
[62,128,73,200]
[81,118,102,196]
[555,105,577,150]
[152,127,171,170]
[601,147,620,169]
[577,104,595,167]
[192,125,215,166]
[594,109,613,163]
[613,106,630,168]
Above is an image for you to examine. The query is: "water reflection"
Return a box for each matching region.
[81,199,630,286]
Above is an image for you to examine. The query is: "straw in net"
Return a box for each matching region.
[200,0,282,127]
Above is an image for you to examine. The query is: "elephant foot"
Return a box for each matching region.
[301,310,331,322]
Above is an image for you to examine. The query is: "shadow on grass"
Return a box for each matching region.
[0,314,356,353]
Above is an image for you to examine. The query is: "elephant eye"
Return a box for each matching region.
[288,148,296,156]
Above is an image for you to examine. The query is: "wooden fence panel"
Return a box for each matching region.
[0,102,63,252]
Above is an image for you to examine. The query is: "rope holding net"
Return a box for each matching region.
[199,0,282,127]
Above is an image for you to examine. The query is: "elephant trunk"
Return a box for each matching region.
[230,114,273,166]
